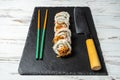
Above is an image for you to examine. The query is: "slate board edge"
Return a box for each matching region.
[18,7,108,75]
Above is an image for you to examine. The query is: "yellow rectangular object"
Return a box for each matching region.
[86,39,101,71]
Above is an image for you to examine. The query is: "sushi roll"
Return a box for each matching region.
[53,40,71,57]
[53,11,72,57]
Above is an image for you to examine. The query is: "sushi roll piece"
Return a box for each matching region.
[53,28,71,44]
[54,11,70,32]
[54,23,69,32]
[55,16,70,27]
[55,28,71,37]
[53,40,71,57]
[55,11,70,22]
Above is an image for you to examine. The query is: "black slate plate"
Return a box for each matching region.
[18,7,108,75]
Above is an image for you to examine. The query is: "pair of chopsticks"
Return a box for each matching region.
[36,9,48,60]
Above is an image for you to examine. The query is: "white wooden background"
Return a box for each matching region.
[0,0,120,80]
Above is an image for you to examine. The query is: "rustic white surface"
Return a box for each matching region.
[0,0,120,80]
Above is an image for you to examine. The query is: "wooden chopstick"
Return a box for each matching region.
[36,9,40,60]
[39,9,48,60]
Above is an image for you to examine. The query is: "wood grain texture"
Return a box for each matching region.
[0,0,120,80]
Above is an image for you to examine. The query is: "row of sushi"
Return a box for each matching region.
[53,11,72,57]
